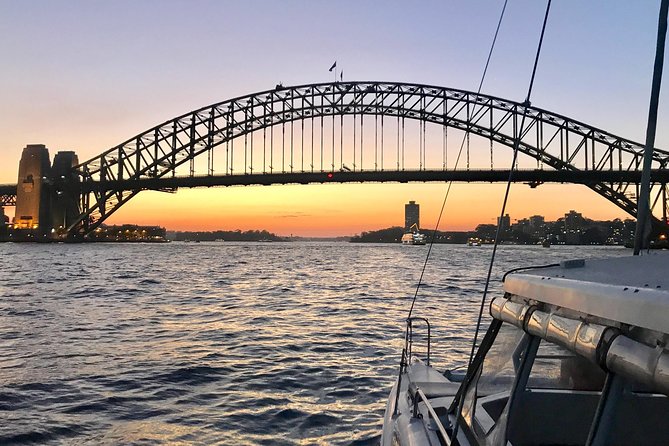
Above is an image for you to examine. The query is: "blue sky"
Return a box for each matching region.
[1,1,667,233]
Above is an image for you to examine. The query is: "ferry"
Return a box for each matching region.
[401,232,426,245]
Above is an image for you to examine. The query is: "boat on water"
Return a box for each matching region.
[381,254,669,445]
[381,2,669,444]
[541,239,550,248]
[467,237,482,247]
[402,232,427,245]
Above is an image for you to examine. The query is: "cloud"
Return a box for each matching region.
[275,212,311,219]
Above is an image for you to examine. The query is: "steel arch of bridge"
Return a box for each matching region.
[71,81,669,235]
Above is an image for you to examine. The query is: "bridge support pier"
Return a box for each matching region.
[13,145,52,238]
[11,145,82,240]
[51,151,81,239]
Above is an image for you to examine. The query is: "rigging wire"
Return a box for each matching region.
[467,0,552,367]
[450,2,551,442]
[406,0,509,320]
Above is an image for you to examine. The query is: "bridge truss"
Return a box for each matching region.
[0,185,16,206]
[69,81,669,235]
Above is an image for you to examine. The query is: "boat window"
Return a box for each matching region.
[497,339,606,446]
[528,340,605,391]
[461,323,525,437]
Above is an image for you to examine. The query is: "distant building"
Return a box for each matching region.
[405,201,420,230]
[529,215,545,229]
[497,214,511,233]
[514,218,532,234]
[564,210,586,231]
[14,145,51,232]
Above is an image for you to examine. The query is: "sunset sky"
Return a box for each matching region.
[2,1,669,236]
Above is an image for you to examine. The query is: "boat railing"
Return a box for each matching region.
[404,317,431,367]
[393,317,433,417]
[411,386,452,446]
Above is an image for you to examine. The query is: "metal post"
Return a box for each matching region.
[586,373,625,446]
[635,0,669,254]
[501,335,540,442]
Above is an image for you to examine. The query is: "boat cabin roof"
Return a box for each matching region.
[503,252,669,334]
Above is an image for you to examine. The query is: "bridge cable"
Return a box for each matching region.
[250,123,254,173]
[443,99,448,170]
[407,0,509,321]
[382,114,385,170]
[375,114,379,169]
[332,92,336,171]
[340,112,344,171]
[361,114,364,170]
[231,126,235,174]
[263,127,267,174]
[291,107,294,172]
[312,112,315,172]
[402,116,406,170]
[354,110,357,170]
[397,114,400,170]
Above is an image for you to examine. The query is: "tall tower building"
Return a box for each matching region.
[405,201,420,231]
[497,213,511,233]
[14,145,51,231]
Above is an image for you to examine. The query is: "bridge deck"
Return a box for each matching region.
[78,168,669,191]
[3,169,668,194]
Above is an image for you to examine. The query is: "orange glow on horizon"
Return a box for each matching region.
[0,177,634,237]
[47,182,631,237]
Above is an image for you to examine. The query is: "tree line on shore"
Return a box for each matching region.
[172,229,284,242]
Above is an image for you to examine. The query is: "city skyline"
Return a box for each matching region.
[2,1,668,236]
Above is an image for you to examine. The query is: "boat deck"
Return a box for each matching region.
[503,252,669,333]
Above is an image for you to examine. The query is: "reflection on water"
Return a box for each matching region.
[0,242,628,444]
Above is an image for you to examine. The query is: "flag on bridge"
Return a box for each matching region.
[329,61,337,72]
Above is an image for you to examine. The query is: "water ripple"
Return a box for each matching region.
[0,242,627,444]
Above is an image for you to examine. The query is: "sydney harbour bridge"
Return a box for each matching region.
[1,81,669,239]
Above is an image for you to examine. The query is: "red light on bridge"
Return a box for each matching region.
[327,172,334,179]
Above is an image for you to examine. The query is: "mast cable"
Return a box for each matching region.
[407,0,509,319]
[467,0,551,366]
[452,2,551,442]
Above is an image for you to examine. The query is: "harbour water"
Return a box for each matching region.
[0,242,629,445]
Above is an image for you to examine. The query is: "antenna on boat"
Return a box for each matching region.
[633,0,669,255]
